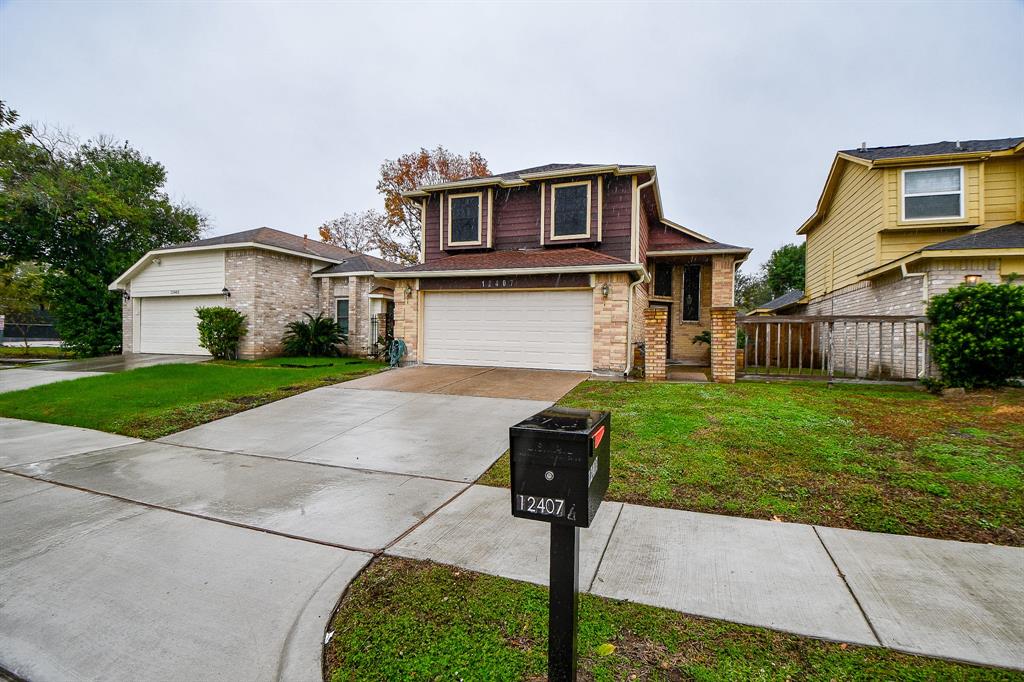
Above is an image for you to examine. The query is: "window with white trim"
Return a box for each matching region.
[902,167,963,221]
[552,182,590,238]
[449,194,481,244]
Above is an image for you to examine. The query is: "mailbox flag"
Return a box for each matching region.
[592,425,605,449]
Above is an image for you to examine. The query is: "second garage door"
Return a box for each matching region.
[139,295,223,355]
[422,290,593,371]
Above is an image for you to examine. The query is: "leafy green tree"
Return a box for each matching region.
[927,282,1024,388]
[735,268,774,312]
[0,101,205,355]
[0,261,48,348]
[763,242,806,299]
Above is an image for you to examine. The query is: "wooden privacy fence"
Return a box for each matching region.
[738,315,934,381]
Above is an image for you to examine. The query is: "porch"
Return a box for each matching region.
[642,252,740,383]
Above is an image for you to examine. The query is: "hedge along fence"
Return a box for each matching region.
[196,307,247,360]
[927,282,1024,388]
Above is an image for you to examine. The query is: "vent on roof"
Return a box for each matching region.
[955,140,962,151]
[859,142,866,151]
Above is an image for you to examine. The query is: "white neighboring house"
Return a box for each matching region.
[109,227,401,358]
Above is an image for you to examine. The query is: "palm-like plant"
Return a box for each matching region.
[281,312,345,357]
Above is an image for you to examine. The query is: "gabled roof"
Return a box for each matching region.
[841,137,1024,162]
[388,247,642,278]
[401,163,656,196]
[166,227,355,262]
[799,136,1024,236]
[922,222,1024,251]
[313,253,404,277]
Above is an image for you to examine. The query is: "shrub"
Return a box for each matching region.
[926,282,1024,388]
[282,312,344,357]
[196,306,247,359]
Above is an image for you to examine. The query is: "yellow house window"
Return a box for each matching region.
[551,181,591,239]
[902,166,963,221]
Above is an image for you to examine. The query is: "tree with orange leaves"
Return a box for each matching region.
[375,146,489,264]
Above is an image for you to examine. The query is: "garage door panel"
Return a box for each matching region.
[423,290,592,371]
[139,296,221,355]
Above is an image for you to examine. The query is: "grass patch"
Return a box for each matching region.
[478,381,1024,545]
[325,557,1019,681]
[0,357,383,439]
[0,345,75,360]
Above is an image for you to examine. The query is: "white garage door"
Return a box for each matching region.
[139,295,223,355]
[423,290,593,371]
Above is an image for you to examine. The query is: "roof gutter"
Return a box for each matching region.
[386,263,644,279]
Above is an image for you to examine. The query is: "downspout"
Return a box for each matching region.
[624,171,658,377]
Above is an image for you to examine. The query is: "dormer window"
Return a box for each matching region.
[902,167,963,221]
[551,181,591,239]
[448,193,482,246]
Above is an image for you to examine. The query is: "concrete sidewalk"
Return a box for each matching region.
[390,484,1024,670]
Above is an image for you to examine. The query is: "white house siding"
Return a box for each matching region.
[129,251,225,297]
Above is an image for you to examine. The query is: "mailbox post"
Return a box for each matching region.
[510,407,610,681]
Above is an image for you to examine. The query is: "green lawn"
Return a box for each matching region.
[0,345,75,360]
[325,557,1020,681]
[0,357,383,439]
[479,381,1024,545]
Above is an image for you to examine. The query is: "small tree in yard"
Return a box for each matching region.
[927,282,1024,388]
[282,313,345,357]
[0,261,48,349]
[196,307,247,360]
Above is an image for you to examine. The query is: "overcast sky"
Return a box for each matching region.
[2,0,1021,270]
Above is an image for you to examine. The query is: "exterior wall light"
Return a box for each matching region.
[121,290,130,301]
[601,283,610,297]
[963,274,982,286]
[222,287,231,298]
[405,286,413,299]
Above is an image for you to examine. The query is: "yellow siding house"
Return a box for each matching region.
[795,137,1024,317]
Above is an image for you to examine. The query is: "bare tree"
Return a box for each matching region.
[318,209,387,255]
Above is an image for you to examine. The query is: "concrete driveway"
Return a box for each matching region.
[0,366,581,680]
[0,353,207,394]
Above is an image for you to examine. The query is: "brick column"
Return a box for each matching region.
[643,308,667,381]
[392,279,420,364]
[711,307,737,384]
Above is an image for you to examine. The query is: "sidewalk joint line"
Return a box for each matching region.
[382,482,474,552]
[587,502,624,593]
[812,525,883,646]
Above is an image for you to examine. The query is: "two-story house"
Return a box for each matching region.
[796,137,1024,318]
[389,163,750,381]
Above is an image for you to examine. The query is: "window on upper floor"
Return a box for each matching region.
[654,263,673,297]
[681,265,701,321]
[552,182,590,239]
[902,167,963,221]
[449,193,482,245]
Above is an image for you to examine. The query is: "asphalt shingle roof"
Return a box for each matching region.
[314,253,404,275]
[842,137,1023,161]
[164,227,355,262]
[465,163,646,183]
[922,222,1024,251]
[755,289,804,311]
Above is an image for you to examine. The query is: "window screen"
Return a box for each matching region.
[336,299,350,337]
[681,265,701,321]
[903,168,961,220]
[654,264,673,297]
[553,184,589,237]
[450,195,480,243]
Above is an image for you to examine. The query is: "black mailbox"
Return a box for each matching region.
[510,406,610,528]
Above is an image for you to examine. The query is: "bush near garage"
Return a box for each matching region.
[927,281,1024,388]
[196,307,247,360]
[281,312,345,357]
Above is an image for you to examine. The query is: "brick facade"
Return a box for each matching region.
[592,272,632,374]
[643,307,668,381]
[710,307,737,383]
[392,279,420,364]
[121,297,133,352]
